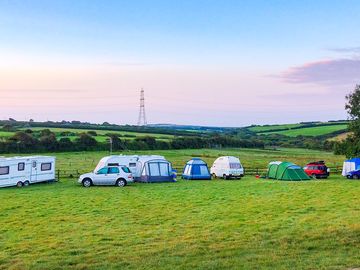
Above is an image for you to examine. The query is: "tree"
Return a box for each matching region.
[87,130,97,136]
[335,85,360,158]
[76,133,97,150]
[2,124,15,132]
[345,84,360,137]
[39,133,58,151]
[108,135,125,150]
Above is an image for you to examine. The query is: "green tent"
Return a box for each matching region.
[267,161,310,181]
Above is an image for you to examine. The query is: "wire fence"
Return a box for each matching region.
[55,166,344,180]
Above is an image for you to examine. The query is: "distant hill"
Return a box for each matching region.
[148,124,234,133]
[244,121,349,138]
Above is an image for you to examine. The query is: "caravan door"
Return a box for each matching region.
[30,160,38,183]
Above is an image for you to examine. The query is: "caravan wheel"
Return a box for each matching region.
[23,181,30,187]
[223,174,228,180]
[16,181,23,188]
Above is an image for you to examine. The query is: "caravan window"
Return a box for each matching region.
[159,163,170,176]
[108,163,119,167]
[41,163,52,171]
[148,163,160,176]
[0,166,9,175]
[230,163,241,169]
[18,162,25,171]
[129,163,137,167]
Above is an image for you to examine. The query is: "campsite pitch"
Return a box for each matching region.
[0,148,359,269]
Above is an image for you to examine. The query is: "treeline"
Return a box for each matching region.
[0,130,264,153]
[0,119,203,137]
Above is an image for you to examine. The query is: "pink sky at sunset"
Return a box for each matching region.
[1,1,359,126]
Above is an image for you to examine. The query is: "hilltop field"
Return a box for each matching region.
[246,121,349,139]
[1,148,359,270]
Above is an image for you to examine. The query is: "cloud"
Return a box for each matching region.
[279,58,360,87]
[329,47,360,53]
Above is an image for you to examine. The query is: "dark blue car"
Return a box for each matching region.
[347,169,360,179]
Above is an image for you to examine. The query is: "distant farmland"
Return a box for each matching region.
[259,124,348,137]
[247,122,348,137]
[0,127,178,143]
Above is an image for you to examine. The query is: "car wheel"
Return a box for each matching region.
[16,181,23,188]
[353,175,359,180]
[116,179,127,187]
[312,174,317,179]
[223,174,227,180]
[82,178,92,187]
[23,181,30,187]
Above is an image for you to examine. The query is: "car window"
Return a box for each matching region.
[121,167,131,173]
[97,167,108,174]
[108,167,119,174]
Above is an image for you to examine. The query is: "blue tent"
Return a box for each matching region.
[182,158,211,180]
[342,158,360,176]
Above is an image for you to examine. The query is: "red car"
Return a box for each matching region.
[304,161,330,179]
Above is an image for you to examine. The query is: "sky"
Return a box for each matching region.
[1,0,360,127]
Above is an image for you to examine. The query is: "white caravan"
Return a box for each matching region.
[0,156,56,188]
[210,156,244,179]
[94,155,174,182]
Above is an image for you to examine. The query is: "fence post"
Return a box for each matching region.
[57,169,60,181]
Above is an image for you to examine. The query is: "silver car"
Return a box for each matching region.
[78,166,134,187]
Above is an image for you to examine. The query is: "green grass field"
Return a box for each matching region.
[51,147,346,173]
[1,148,359,269]
[21,127,175,139]
[259,124,348,137]
[248,124,304,133]
[0,127,177,143]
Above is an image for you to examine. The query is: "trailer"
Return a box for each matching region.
[94,155,175,182]
[0,156,56,188]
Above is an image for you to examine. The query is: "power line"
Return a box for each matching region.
[137,88,147,126]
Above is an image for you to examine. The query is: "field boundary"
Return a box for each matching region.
[56,166,345,180]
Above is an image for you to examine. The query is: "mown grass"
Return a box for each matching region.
[48,147,345,173]
[0,148,359,270]
[260,124,348,137]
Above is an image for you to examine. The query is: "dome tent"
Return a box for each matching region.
[267,161,310,181]
[182,158,211,180]
[342,158,360,176]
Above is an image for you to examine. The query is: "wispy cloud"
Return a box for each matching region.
[328,47,360,53]
[279,57,360,87]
